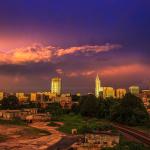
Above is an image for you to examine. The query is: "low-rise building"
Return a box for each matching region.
[16,92,29,102]
[60,96,72,109]
[0,92,4,100]
[0,108,38,120]
[103,87,115,99]
[140,90,150,107]
[116,89,126,99]
[30,93,37,102]
[129,86,140,96]
[71,132,120,150]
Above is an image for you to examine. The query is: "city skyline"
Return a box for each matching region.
[0,75,148,94]
[0,1,149,93]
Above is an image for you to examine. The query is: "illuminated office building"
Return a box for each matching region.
[129,86,140,96]
[116,89,126,99]
[51,77,61,95]
[95,74,103,98]
[103,87,115,98]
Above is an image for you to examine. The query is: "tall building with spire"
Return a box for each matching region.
[95,74,102,98]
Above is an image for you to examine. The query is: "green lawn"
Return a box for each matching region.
[50,114,115,134]
[0,118,27,126]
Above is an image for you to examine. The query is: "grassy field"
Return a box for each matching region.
[0,118,27,126]
[49,114,115,134]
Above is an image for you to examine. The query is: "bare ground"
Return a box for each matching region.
[0,122,66,150]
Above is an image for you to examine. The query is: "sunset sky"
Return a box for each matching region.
[0,0,150,93]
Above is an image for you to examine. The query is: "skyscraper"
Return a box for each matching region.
[95,74,102,98]
[51,77,61,95]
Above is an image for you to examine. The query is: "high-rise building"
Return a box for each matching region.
[116,89,126,99]
[51,77,61,95]
[95,74,103,98]
[129,86,140,96]
[103,87,115,98]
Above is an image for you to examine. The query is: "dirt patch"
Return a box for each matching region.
[0,122,65,150]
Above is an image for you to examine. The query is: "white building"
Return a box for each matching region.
[95,74,103,98]
[129,86,140,96]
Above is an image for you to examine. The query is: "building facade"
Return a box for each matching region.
[16,92,28,102]
[103,87,115,99]
[30,93,37,102]
[116,89,126,99]
[51,77,61,95]
[95,74,103,98]
[129,86,140,96]
[0,92,4,101]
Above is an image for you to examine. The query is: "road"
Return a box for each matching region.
[47,136,79,150]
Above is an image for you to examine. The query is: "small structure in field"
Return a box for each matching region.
[72,129,78,135]
[0,108,38,121]
[70,131,120,150]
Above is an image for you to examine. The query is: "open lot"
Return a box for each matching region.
[0,119,65,150]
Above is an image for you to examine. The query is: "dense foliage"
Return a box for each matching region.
[110,93,149,125]
[1,95,20,109]
[72,93,150,126]
[80,95,98,117]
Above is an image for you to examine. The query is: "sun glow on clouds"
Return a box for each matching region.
[100,64,150,76]
[65,64,150,78]
[55,44,121,57]
[0,43,121,64]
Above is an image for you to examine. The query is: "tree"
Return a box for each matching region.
[110,93,149,125]
[97,97,119,119]
[46,103,63,116]
[80,94,98,117]
[71,95,80,102]
[1,95,20,109]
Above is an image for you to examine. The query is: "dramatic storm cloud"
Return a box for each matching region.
[0,44,120,64]
[0,0,149,93]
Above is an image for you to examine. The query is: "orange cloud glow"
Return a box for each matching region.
[56,44,121,57]
[0,44,121,64]
[100,64,150,76]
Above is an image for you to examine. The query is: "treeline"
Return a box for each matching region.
[0,93,149,126]
[72,93,150,126]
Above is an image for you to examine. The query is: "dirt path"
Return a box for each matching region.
[0,122,65,150]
